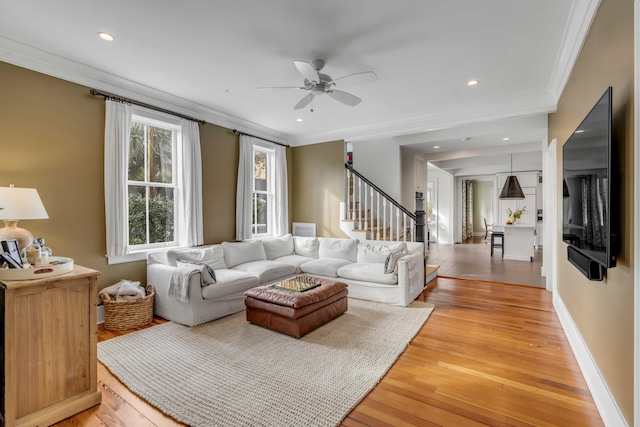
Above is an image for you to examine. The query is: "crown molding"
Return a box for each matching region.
[547,0,602,101]
[0,36,289,145]
[288,90,557,146]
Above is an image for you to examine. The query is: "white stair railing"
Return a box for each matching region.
[343,165,416,242]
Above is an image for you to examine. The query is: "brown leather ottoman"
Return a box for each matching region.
[244,276,348,338]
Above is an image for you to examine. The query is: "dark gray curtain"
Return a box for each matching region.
[581,174,607,247]
[462,180,473,240]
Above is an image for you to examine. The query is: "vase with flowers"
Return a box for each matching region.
[506,206,527,225]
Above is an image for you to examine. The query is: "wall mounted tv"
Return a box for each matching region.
[562,86,617,281]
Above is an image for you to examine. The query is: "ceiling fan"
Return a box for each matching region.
[259,59,377,110]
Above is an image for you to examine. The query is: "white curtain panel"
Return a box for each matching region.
[104,99,132,257]
[179,119,204,246]
[274,144,289,236]
[236,135,254,240]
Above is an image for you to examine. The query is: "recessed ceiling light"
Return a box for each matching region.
[503,137,510,141]
[98,32,114,41]
[296,118,303,122]
[467,80,479,86]
[575,129,585,133]
[433,145,440,149]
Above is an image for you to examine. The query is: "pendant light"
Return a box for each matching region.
[499,154,525,200]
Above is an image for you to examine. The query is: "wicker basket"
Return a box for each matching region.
[101,284,155,331]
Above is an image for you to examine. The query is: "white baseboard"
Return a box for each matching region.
[97,305,104,324]
[553,293,628,427]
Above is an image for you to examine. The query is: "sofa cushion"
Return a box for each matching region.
[301,258,352,278]
[338,262,398,285]
[232,260,296,283]
[357,242,407,263]
[201,269,260,300]
[273,254,316,274]
[293,236,319,258]
[176,260,217,285]
[222,240,267,268]
[319,238,358,262]
[261,234,294,260]
[165,245,227,269]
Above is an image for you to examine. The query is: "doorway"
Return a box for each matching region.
[426,179,437,243]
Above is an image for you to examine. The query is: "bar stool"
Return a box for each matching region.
[491,232,504,257]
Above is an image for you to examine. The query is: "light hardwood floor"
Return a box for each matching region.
[427,236,546,287]
[55,277,602,426]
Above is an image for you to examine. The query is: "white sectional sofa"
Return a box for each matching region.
[147,235,425,326]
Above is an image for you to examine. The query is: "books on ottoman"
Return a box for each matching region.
[275,275,321,292]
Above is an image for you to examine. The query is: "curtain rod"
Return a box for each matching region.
[232,129,290,148]
[89,89,206,125]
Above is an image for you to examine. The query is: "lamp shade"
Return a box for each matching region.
[0,187,49,220]
[499,176,525,200]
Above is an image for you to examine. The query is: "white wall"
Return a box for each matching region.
[352,138,401,201]
[427,163,454,244]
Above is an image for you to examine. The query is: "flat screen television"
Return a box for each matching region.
[562,86,617,277]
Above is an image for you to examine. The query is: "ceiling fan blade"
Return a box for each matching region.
[294,92,315,110]
[294,60,320,83]
[257,86,305,90]
[327,90,361,107]
[329,71,378,86]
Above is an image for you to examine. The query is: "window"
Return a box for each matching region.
[127,115,180,249]
[105,99,203,264]
[252,145,275,237]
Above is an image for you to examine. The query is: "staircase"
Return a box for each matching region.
[340,164,418,242]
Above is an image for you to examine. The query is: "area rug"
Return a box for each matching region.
[98,298,434,427]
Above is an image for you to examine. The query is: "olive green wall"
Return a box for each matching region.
[548,0,634,422]
[472,181,492,233]
[0,61,242,291]
[291,141,346,237]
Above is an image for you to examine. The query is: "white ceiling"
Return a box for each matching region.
[0,0,598,154]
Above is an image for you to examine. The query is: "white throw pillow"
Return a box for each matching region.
[261,234,294,260]
[293,237,319,258]
[384,251,406,274]
[318,238,359,262]
[357,242,407,264]
[176,260,217,286]
[222,240,267,268]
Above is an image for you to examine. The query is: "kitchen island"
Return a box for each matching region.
[491,224,535,261]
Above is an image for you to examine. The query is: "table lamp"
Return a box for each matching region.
[0,185,49,251]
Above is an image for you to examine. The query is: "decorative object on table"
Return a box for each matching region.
[0,185,49,251]
[25,240,42,265]
[100,283,155,331]
[0,251,22,268]
[0,256,74,280]
[499,154,525,200]
[506,205,527,225]
[34,236,52,257]
[274,275,321,292]
[1,238,23,267]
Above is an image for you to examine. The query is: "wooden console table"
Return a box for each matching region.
[0,265,102,427]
